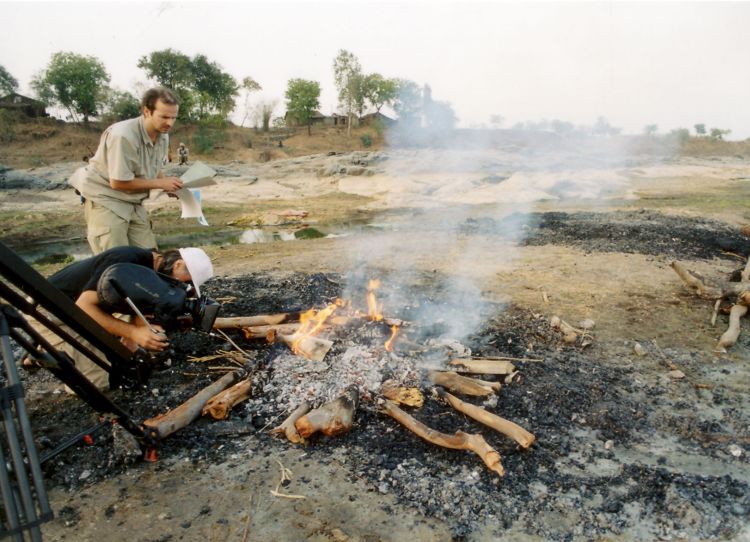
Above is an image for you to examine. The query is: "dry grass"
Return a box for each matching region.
[0,115,384,169]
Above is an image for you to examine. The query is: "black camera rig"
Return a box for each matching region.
[0,240,220,539]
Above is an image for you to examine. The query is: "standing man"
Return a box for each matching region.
[69,87,184,255]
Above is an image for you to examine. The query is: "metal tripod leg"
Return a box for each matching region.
[0,312,51,541]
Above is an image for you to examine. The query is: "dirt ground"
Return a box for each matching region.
[2,141,750,541]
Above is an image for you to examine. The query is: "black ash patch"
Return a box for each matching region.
[19,271,750,540]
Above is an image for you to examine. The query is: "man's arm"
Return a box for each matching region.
[76,290,169,351]
[110,176,182,193]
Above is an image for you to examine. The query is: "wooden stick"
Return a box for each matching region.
[144,372,240,439]
[278,333,333,361]
[671,261,750,300]
[550,316,580,344]
[428,370,500,396]
[448,358,516,375]
[214,313,302,329]
[671,261,720,298]
[270,402,311,444]
[295,387,359,439]
[241,323,301,340]
[711,299,722,326]
[202,378,253,420]
[716,304,748,353]
[380,399,504,477]
[437,389,535,449]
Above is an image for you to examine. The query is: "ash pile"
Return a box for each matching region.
[24,270,750,540]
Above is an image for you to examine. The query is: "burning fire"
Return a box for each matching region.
[286,280,400,359]
[384,325,400,352]
[291,302,339,356]
[367,279,383,321]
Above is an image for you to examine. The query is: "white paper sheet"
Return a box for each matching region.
[177,188,209,225]
[177,162,216,225]
[180,161,217,188]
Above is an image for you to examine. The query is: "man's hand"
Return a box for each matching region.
[131,325,169,351]
[159,176,183,193]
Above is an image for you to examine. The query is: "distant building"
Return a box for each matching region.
[0,93,48,117]
[284,110,329,127]
[360,112,396,127]
[330,113,349,127]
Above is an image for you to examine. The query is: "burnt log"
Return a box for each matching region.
[294,387,359,439]
[202,378,253,420]
[437,389,535,449]
[271,402,312,444]
[213,313,302,329]
[428,370,500,396]
[144,372,240,439]
[379,399,504,477]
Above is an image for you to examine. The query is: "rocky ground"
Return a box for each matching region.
[1,145,750,541]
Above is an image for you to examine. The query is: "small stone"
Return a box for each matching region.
[151,388,160,397]
[580,319,595,330]
[79,470,91,481]
[666,370,685,380]
[633,342,645,356]
[604,440,614,450]
[728,444,743,457]
[158,512,170,520]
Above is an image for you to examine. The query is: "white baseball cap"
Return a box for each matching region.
[178,248,214,297]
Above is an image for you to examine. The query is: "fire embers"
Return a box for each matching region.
[235,280,403,363]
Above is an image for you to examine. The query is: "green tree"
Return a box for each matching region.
[138,49,238,121]
[694,123,706,136]
[191,54,238,121]
[669,128,690,145]
[644,124,658,136]
[137,48,193,92]
[138,48,196,119]
[102,89,140,122]
[393,79,422,125]
[285,78,321,136]
[254,99,277,132]
[333,49,362,136]
[0,65,18,95]
[31,52,110,123]
[239,76,262,127]
[709,127,731,140]
[362,73,398,113]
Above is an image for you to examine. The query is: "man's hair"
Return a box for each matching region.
[141,87,180,112]
[156,249,182,276]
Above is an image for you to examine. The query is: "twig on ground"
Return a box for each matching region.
[214,328,250,356]
[270,459,306,500]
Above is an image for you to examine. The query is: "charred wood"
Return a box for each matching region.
[436,389,535,449]
[294,387,359,439]
[202,378,253,420]
[427,370,500,396]
[144,372,240,439]
[270,402,312,444]
[379,399,504,477]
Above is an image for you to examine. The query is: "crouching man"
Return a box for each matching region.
[27,246,213,392]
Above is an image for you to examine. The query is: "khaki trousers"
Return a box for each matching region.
[84,199,157,255]
[30,314,111,393]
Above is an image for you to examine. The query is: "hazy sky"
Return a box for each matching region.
[1,1,748,138]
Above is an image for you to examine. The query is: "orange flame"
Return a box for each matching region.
[291,302,338,356]
[384,325,400,352]
[367,279,383,321]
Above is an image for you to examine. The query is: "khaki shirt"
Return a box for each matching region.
[69,116,169,220]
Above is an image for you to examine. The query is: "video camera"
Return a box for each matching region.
[96,263,220,332]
